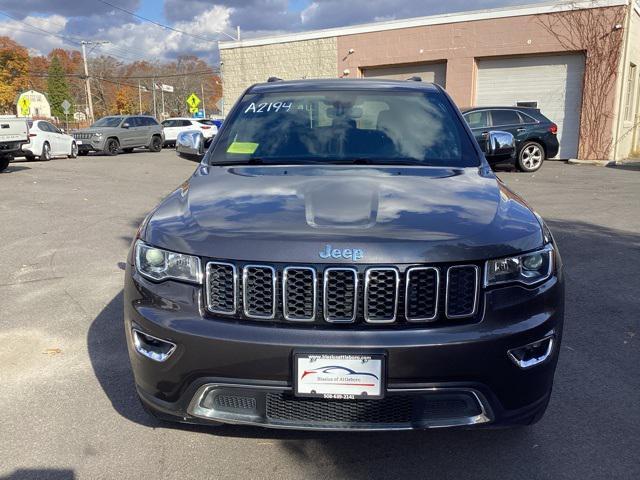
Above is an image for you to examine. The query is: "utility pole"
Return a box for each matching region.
[201,83,206,117]
[138,81,143,114]
[152,77,157,119]
[80,40,109,123]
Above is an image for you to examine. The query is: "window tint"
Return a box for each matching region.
[42,122,55,132]
[128,117,142,127]
[144,117,159,126]
[210,90,479,167]
[490,110,522,126]
[197,119,215,125]
[91,116,124,128]
[161,120,173,127]
[180,120,193,127]
[519,112,538,124]
[463,110,489,129]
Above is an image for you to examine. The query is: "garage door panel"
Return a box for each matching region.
[476,55,585,158]
[363,62,446,87]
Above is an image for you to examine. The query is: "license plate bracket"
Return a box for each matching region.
[294,353,384,400]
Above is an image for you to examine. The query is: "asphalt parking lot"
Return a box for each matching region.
[1,152,638,480]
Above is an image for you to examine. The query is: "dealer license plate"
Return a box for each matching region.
[294,353,384,400]
[76,140,82,145]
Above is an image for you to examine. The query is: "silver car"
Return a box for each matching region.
[73,115,164,156]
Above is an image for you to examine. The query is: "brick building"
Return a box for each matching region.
[219,0,640,161]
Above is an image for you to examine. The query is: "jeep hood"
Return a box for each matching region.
[144,164,543,263]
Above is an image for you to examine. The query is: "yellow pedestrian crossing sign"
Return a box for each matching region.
[186,93,201,109]
[18,96,31,116]
[189,106,199,114]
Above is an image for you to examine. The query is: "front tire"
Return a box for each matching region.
[68,142,78,158]
[148,135,162,152]
[517,142,545,172]
[41,142,52,161]
[104,138,120,156]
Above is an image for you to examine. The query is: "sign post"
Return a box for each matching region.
[186,93,201,116]
[18,96,31,117]
[61,99,71,131]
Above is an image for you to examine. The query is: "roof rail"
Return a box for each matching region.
[267,76,283,82]
[406,76,422,82]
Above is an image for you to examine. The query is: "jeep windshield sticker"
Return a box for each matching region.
[243,102,293,114]
[226,141,259,154]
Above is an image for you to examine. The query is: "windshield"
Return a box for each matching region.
[91,116,124,128]
[209,90,478,167]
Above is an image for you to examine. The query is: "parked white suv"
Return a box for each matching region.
[21,120,78,161]
[161,117,218,147]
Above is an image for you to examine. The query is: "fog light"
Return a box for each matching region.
[132,329,176,362]
[508,335,554,369]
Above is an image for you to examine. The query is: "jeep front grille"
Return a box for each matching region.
[73,132,93,140]
[205,262,480,326]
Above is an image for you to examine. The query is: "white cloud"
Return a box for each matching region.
[0,14,69,55]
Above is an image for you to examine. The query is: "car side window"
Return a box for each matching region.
[181,120,193,127]
[146,117,159,126]
[464,111,489,129]
[519,112,538,124]
[43,122,56,132]
[130,117,142,127]
[490,110,522,126]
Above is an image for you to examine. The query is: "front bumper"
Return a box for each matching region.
[75,137,105,152]
[124,262,564,430]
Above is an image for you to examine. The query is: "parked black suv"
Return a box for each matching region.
[462,107,560,172]
[125,79,564,431]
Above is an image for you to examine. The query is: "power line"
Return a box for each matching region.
[0,10,81,46]
[94,0,238,42]
[28,69,219,79]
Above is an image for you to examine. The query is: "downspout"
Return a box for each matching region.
[612,0,633,162]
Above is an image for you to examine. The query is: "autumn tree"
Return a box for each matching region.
[29,55,50,92]
[0,36,29,114]
[47,56,72,118]
[114,87,136,114]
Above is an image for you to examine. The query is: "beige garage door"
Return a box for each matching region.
[476,54,585,158]
[362,62,446,87]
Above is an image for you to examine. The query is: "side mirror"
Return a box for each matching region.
[485,131,515,158]
[176,130,205,161]
[122,123,130,129]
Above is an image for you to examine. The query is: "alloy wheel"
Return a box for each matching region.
[520,145,543,170]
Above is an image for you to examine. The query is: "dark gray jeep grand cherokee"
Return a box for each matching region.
[125,79,564,431]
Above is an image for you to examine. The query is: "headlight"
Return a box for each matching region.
[484,244,554,287]
[135,240,202,283]
[93,133,103,139]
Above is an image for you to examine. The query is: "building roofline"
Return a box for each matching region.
[219,0,629,50]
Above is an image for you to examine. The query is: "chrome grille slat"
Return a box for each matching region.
[243,265,277,319]
[445,265,479,319]
[205,262,237,315]
[204,262,481,325]
[405,267,439,322]
[364,268,399,323]
[323,268,358,323]
[283,267,316,322]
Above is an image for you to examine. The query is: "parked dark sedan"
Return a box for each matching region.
[462,107,559,172]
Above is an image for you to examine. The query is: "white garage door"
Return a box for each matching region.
[362,62,446,87]
[476,54,585,158]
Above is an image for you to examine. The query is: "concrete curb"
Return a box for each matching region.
[566,158,615,167]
